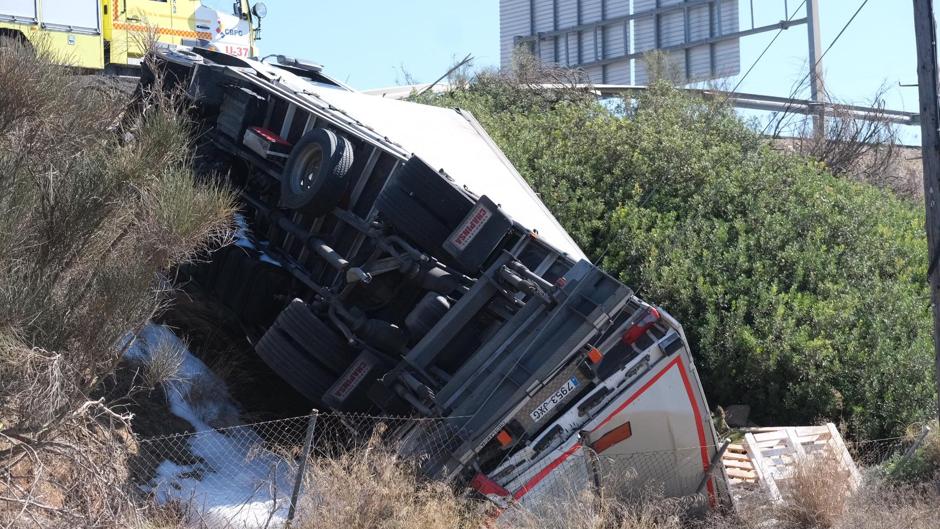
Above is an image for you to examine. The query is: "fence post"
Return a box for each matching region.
[696,440,730,496]
[286,409,318,525]
[901,424,933,462]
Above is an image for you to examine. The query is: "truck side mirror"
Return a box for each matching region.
[250,2,266,40]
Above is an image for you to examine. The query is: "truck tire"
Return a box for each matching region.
[376,156,473,254]
[277,300,352,374]
[255,300,354,403]
[255,327,336,404]
[257,299,352,371]
[376,183,453,254]
[279,128,353,215]
[393,156,474,226]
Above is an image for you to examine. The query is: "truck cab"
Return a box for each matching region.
[0,0,262,69]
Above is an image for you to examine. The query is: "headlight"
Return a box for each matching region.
[252,2,267,18]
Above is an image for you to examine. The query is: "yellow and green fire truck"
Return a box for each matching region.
[0,0,265,70]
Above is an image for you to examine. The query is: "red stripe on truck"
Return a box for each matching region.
[591,355,681,432]
[512,356,716,506]
[512,442,583,500]
[676,355,717,505]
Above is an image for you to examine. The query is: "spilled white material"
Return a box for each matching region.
[233,213,283,268]
[126,324,292,528]
[233,214,256,250]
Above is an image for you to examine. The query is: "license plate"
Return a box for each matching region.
[530,377,579,423]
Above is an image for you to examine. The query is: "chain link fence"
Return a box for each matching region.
[848,435,918,467]
[132,416,308,527]
[131,411,471,527]
[130,412,924,528]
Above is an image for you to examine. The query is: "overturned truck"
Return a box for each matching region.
[145,46,728,508]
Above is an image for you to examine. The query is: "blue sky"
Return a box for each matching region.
[259,1,499,89]
[258,1,922,132]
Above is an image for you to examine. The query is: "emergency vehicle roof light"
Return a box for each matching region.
[276,55,323,72]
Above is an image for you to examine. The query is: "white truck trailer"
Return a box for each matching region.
[142,46,729,511]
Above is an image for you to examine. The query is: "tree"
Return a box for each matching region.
[428,71,935,438]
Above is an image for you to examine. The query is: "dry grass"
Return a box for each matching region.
[291,434,694,529]
[702,452,940,529]
[833,481,939,529]
[773,454,853,529]
[284,444,939,529]
[506,489,688,529]
[0,37,234,528]
[137,336,186,389]
[119,424,940,529]
[134,501,189,529]
[294,443,482,529]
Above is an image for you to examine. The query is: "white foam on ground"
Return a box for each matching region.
[233,213,282,267]
[233,214,255,250]
[126,324,293,528]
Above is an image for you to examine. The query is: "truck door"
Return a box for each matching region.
[120,0,173,60]
[32,0,105,68]
[172,0,207,47]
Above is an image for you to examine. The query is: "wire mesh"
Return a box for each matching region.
[131,413,924,528]
[847,436,913,467]
[130,412,471,527]
[132,415,309,527]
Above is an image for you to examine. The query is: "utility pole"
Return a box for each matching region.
[806,0,825,137]
[913,0,940,424]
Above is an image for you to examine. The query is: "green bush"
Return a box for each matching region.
[883,423,940,482]
[428,75,935,439]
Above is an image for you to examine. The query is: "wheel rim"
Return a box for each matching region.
[291,144,323,194]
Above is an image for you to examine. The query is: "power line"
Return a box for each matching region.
[731,0,807,95]
[793,0,871,97]
[762,0,872,136]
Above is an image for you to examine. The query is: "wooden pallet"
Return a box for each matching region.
[721,423,861,504]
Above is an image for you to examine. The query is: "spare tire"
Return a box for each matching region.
[391,156,474,226]
[279,128,354,214]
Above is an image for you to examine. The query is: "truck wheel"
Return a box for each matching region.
[258,300,352,373]
[376,182,453,255]
[277,300,352,374]
[255,300,354,403]
[255,327,337,404]
[376,156,473,254]
[279,128,353,215]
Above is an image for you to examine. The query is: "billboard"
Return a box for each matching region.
[500,0,741,85]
